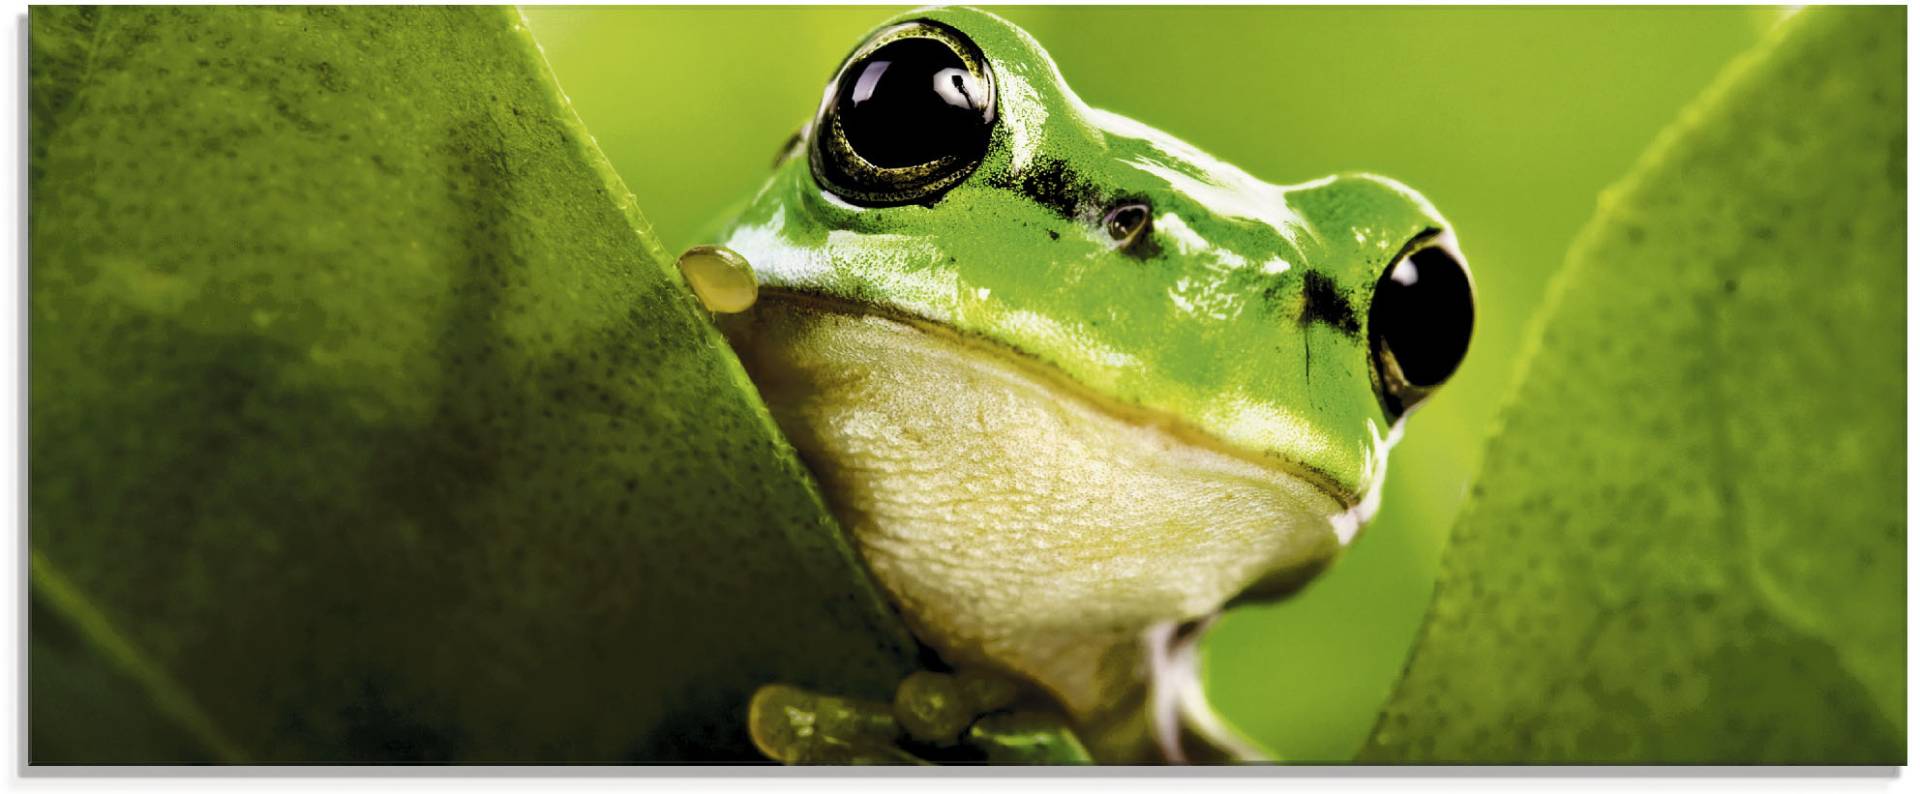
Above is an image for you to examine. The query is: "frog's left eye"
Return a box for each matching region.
[1369,236,1475,420]
[811,21,996,206]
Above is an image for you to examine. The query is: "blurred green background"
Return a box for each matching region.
[522,6,1785,761]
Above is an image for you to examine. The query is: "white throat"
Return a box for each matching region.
[725,296,1355,750]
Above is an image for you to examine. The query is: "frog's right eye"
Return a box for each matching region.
[811,20,996,207]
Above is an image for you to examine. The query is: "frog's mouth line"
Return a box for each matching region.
[735,286,1365,513]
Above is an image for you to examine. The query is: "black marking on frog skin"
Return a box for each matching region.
[1299,271,1361,337]
[988,156,1100,222]
[1302,334,1312,383]
[1260,280,1286,307]
[991,156,1166,259]
[1121,238,1163,260]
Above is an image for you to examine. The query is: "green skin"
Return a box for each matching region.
[697,7,1463,764]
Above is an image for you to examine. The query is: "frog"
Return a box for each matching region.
[674,6,1475,764]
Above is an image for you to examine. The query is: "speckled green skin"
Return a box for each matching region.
[30,6,916,763]
[1362,6,1904,762]
[716,7,1455,502]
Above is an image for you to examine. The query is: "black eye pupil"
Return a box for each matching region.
[1371,245,1474,389]
[836,38,990,169]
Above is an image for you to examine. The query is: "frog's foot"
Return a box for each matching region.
[963,710,1096,764]
[748,684,923,764]
[894,670,1094,763]
[749,671,1093,765]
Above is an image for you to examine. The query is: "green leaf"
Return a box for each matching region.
[1361,6,1904,763]
[29,6,917,763]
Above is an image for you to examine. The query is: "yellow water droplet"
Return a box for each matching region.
[676,245,758,314]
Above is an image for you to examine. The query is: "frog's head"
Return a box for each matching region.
[708,7,1474,721]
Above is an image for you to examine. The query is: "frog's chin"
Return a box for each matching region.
[718,292,1370,748]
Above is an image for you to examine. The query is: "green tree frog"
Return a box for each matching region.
[678,6,1474,764]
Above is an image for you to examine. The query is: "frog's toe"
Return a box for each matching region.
[747,683,923,765]
[968,711,1095,764]
[891,669,1019,746]
[892,669,1092,764]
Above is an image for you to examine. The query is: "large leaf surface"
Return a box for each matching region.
[29,6,916,763]
[1362,6,1904,762]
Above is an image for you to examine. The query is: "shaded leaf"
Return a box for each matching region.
[1362,6,1904,762]
[29,5,916,763]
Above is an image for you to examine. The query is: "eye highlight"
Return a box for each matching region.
[811,21,997,206]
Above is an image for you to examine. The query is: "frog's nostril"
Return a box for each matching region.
[1103,202,1151,246]
[1368,236,1474,419]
